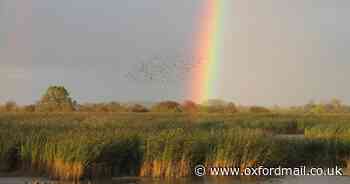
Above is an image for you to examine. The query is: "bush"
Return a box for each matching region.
[78,102,127,112]
[225,102,238,114]
[181,100,198,113]
[250,106,271,113]
[22,105,36,112]
[151,101,182,113]
[129,104,149,113]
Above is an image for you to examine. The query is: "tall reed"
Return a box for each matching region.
[1,113,350,180]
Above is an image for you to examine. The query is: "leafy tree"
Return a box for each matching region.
[304,98,346,114]
[330,98,342,108]
[202,99,227,107]
[106,102,124,112]
[22,105,36,112]
[4,101,17,112]
[225,102,238,114]
[250,106,270,113]
[77,102,127,112]
[310,104,327,114]
[151,101,182,113]
[200,99,227,113]
[328,98,344,113]
[304,100,316,112]
[36,86,75,112]
[181,100,198,113]
[128,104,149,113]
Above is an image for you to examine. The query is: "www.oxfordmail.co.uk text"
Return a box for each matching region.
[194,165,343,177]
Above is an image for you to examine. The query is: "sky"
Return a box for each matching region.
[1,0,350,106]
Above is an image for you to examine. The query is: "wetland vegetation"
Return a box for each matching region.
[1,87,350,181]
[1,113,350,181]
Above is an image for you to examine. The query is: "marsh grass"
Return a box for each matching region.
[1,113,350,180]
[205,129,272,170]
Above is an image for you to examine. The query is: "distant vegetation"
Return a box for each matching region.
[1,86,350,114]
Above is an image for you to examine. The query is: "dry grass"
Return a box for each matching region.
[1,112,350,180]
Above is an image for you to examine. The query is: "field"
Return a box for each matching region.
[1,112,350,181]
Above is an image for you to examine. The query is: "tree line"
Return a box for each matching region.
[0,86,349,114]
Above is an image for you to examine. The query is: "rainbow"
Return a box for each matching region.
[190,0,227,103]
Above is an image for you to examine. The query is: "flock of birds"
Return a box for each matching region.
[124,54,207,87]
[19,55,206,184]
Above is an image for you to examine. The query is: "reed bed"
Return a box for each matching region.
[1,113,350,180]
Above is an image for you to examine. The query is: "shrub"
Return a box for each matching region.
[181,100,198,113]
[250,106,270,113]
[225,102,238,114]
[151,101,182,113]
[129,104,149,113]
[22,105,36,112]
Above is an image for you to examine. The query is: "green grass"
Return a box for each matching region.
[1,112,350,180]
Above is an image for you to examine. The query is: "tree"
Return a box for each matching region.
[304,100,317,113]
[128,104,149,113]
[22,105,36,112]
[105,102,127,112]
[328,98,343,113]
[310,104,326,114]
[250,106,270,113]
[36,86,75,112]
[4,101,17,112]
[201,99,227,113]
[304,98,345,114]
[225,102,238,114]
[330,98,342,108]
[151,101,182,113]
[181,100,198,113]
[202,99,227,107]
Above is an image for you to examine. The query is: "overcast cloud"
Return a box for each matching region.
[1,0,350,105]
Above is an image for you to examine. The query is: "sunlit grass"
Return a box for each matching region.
[1,112,350,180]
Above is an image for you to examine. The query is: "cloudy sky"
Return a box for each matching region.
[1,0,350,106]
